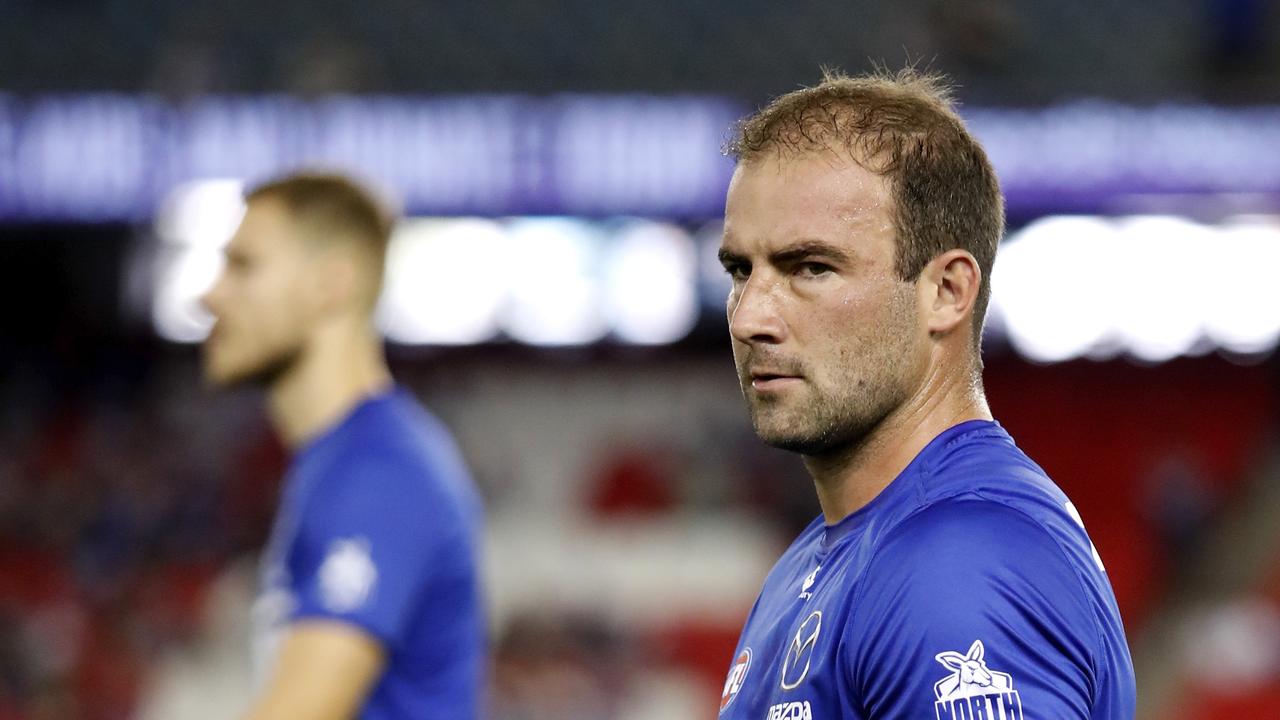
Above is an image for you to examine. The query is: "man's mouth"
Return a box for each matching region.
[749,371,804,392]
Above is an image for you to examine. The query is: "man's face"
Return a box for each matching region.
[720,152,924,455]
[201,199,320,387]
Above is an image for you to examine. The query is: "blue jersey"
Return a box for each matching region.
[253,387,484,720]
[719,420,1135,720]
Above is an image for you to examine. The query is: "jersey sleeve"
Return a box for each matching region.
[844,499,1100,720]
[288,455,470,651]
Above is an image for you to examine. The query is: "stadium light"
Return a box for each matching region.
[146,203,1280,359]
[1204,217,1280,356]
[378,219,510,345]
[500,218,608,346]
[151,179,245,343]
[991,214,1280,363]
[1111,216,1206,362]
[991,216,1118,362]
[602,220,699,345]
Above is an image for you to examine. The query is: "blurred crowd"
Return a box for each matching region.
[0,368,281,718]
[0,351,1277,719]
[0,354,818,718]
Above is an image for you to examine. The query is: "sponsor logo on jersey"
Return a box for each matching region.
[933,640,1023,720]
[766,700,813,720]
[318,536,378,612]
[798,566,820,600]
[720,648,752,713]
[781,610,822,690]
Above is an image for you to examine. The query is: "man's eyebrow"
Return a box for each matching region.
[718,247,747,266]
[769,240,853,266]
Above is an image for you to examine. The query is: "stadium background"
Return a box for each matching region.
[2,1,1280,718]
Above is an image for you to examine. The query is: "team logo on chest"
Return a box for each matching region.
[933,640,1023,720]
[720,647,752,713]
[798,566,820,600]
[780,610,822,690]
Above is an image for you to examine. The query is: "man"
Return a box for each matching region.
[715,70,1135,719]
[200,173,484,720]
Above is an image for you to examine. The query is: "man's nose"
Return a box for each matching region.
[199,275,225,317]
[728,275,787,345]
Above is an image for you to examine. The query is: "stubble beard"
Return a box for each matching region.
[738,288,918,459]
[206,335,306,391]
[744,365,909,458]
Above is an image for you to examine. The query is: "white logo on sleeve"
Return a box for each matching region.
[317,537,377,612]
[933,640,1023,720]
[1064,501,1106,572]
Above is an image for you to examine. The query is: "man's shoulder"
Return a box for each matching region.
[845,503,1117,720]
[914,422,1071,525]
[855,487,1110,647]
[869,422,1089,574]
[888,495,1065,562]
[851,496,1101,647]
[341,389,455,456]
[306,392,477,514]
[843,422,1078,570]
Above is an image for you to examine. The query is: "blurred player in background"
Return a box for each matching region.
[200,173,484,720]
[715,70,1135,719]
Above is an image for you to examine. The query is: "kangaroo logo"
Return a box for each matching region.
[933,640,1022,720]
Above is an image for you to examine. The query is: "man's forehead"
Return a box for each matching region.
[229,200,301,250]
[722,155,895,256]
[733,151,889,209]
[225,212,264,254]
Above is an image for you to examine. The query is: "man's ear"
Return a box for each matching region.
[310,246,363,316]
[918,249,981,337]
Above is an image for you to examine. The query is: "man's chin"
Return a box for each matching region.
[204,346,301,390]
[748,402,857,456]
[754,430,823,455]
[202,352,266,389]
[750,412,821,455]
[203,362,250,389]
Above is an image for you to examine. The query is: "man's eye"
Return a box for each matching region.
[724,264,750,280]
[796,262,833,277]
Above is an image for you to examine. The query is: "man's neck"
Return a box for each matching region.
[267,320,393,449]
[805,365,992,525]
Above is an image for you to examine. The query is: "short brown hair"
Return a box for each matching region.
[727,68,1004,347]
[246,171,395,302]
